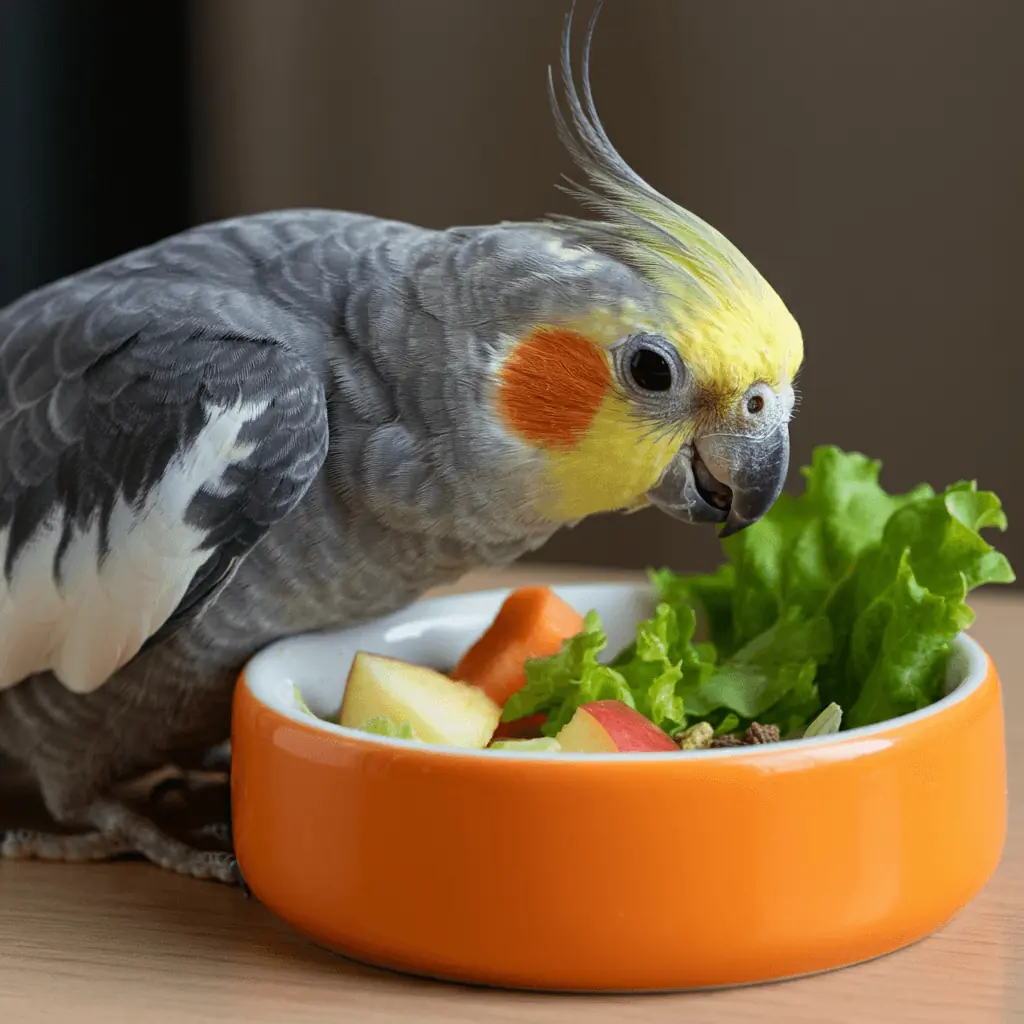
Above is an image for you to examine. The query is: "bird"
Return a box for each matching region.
[0,0,802,882]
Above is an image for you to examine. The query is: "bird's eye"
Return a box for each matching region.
[628,347,674,392]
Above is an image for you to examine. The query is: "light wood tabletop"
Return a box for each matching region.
[2,566,1022,1024]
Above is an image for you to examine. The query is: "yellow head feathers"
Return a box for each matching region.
[545,0,804,396]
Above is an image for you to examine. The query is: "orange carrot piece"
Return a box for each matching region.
[452,587,585,708]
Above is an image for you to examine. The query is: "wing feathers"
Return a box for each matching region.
[0,323,328,694]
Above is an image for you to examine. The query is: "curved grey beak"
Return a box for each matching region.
[646,425,790,537]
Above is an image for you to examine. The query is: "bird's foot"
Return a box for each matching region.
[87,798,240,884]
[2,772,244,886]
[1,828,134,862]
[1,811,240,884]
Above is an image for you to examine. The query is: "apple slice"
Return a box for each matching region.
[555,700,678,753]
[341,652,501,748]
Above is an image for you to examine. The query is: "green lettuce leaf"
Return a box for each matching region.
[501,611,638,736]
[650,565,736,654]
[835,482,1015,726]
[714,713,741,737]
[803,702,843,737]
[506,447,1013,740]
[681,609,831,722]
[610,602,710,731]
[502,602,719,737]
[661,449,1012,731]
[670,448,935,656]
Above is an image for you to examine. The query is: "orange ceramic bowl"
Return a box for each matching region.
[230,582,1006,992]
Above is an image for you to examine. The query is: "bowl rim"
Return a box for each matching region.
[240,581,990,764]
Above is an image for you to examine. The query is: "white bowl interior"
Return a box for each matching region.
[242,582,989,761]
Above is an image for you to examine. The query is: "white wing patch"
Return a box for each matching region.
[0,398,267,694]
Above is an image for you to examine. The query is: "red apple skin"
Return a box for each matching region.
[557,700,678,753]
[583,701,678,751]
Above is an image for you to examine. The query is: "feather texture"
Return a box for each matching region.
[0,205,683,830]
[544,0,804,392]
[0,273,329,692]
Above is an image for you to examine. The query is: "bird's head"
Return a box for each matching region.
[493,0,803,536]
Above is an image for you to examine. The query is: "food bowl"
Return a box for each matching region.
[230,582,1006,992]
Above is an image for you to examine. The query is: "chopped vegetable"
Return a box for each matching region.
[507,447,1013,740]
[803,702,842,737]
[501,610,640,736]
[554,700,679,753]
[298,447,1012,753]
[340,652,500,748]
[452,587,585,707]
[294,683,414,738]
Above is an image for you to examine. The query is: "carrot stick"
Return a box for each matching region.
[452,587,585,707]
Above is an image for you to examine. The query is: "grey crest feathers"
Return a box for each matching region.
[545,0,769,317]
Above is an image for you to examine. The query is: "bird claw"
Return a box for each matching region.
[1,827,135,862]
[85,798,239,883]
[1,820,238,883]
[2,797,240,885]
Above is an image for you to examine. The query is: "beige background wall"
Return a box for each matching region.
[191,0,1023,580]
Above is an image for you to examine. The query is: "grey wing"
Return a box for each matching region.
[0,289,329,694]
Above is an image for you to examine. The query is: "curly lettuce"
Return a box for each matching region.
[504,447,1014,738]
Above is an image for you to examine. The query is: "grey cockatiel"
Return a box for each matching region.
[0,4,802,881]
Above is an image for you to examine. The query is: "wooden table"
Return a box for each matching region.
[2,566,1022,1024]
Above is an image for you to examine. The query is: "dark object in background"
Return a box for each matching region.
[0,0,191,306]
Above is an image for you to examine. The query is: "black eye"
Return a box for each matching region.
[628,347,674,392]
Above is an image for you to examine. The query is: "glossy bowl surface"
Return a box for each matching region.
[231,583,1006,992]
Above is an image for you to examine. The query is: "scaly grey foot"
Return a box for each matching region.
[1,828,134,862]
[87,799,239,883]
[2,799,239,884]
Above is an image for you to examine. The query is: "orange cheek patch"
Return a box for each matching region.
[497,327,611,450]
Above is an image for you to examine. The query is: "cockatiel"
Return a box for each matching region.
[0,2,802,882]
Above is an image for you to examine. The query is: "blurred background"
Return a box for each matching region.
[1,0,1021,580]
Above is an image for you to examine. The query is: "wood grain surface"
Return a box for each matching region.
[2,567,1021,1023]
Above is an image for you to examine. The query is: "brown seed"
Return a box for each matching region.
[745,722,781,745]
[709,734,745,748]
